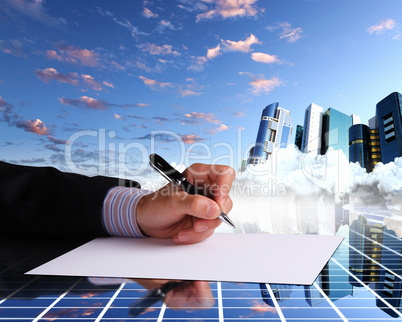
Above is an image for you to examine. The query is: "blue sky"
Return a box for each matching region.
[1,0,402,176]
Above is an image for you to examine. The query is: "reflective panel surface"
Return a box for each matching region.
[1,209,402,321]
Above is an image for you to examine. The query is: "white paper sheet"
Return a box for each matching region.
[26,233,343,285]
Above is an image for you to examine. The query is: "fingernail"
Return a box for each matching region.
[178,233,191,242]
[195,224,208,233]
[206,202,218,218]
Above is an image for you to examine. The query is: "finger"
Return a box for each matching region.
[165,281,214,309]
[184,164,235,209]
[171,193,221,221]
[193,218,222,233]
[173,220,219,245]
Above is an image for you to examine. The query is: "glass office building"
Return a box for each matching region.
[368,116,382,168]
[321,108,353,159]
[349,124,372,172]
[376,92,402,164]
[250,103,293,165]
[376,227,402,318]
[294,125,304,150]
[301,103,324,156]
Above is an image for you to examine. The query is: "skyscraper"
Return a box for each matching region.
[349,124,372,172]
[321,108,353,159]
[301,103,323,156]
[376,92,402,164]
[294,125,304,151]
[368,116,382,168]
[249,103,293,165]
[376,227,402,318]
[349,216,383,287]
[351,114,361,125]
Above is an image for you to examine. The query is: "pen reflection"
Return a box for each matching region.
[129,279,215,317]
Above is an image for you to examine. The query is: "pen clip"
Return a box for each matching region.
[149,154,184,186]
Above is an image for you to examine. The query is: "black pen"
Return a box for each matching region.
[128,281,186,317]
[149,153,236,228]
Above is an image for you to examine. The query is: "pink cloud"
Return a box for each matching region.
[184,112,221,124]
[59,96,107,110]
[35,68,79,86]
[15,118,50,135]
[142,7,159,18]
[196,0,260,22]
[222,34,260,52]
[251,52,280,64]
[103,81,115,89]
[0,39,25,57]
[207,45,221,59]
[367,18,396,34]
[239,72,284,95]
[59,96,147,110]
[47,135,68,144]
[138,76,174,90]
[188,34,259,71]
[81,74,102,91]
[207,123,229,134]
[0,96,52,135]
[138,43,180,56]
[268,22,303,43]
[180,89,202,97]
[181,134,206,144]
[46,44,100,67]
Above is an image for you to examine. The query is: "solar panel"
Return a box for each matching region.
[1,213,402,321]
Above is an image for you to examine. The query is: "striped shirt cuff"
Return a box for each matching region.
[102,186,153,237]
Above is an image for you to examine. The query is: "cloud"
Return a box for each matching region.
[19,157,46,164]
[180,89,202,97]
[45,144,63,152]
[207,123,229,134]
[184,112,221,125]
[267,22,303,42]
[46,44,100,67]
[367,18,396,34]
[135,133,181,142]
[181,134,206,144]
[189,34,260,71]
[0,0,65,27]
[35,68,79,86]
[47,135,68,145]
[112,17,149,37]
[196,0,260,22]
[59,96,147,110]
[222,34,260,52]
[16,118,50,135]
[0,39,25,56]
[206,45,221,59]
[59,96,106,110]
[142,7,158,18]
[0,96,51,135]
[139,76,174,90]
[232,111,246,117]
[251,52,280,64]
[188,55,208,71]
[138,43,180,56]
[177,0,208,12]
[36,68,107,91]
[156,20,177,33]
[81,74,102,91]
[239,72,284,95]
[103,81,115,88]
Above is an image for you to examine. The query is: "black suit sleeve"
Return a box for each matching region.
[0,161,141,238]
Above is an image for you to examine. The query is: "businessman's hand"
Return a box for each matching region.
[136,163,235,244]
